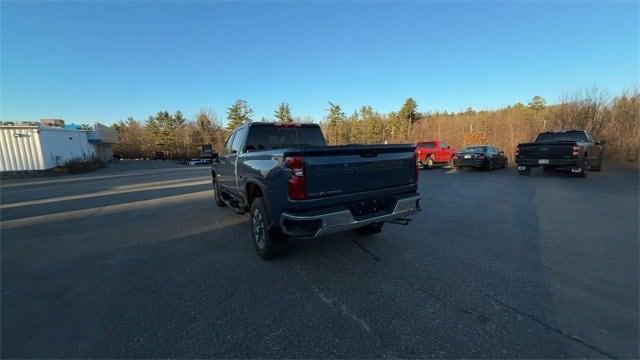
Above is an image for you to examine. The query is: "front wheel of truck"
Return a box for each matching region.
[213,182,226,207]
[250,198,286,259]
[355,222,384,235]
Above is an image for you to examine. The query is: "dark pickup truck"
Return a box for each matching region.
[515,130,605,177]
[212,122,421,259]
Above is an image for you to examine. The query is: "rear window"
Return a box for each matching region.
[418,142,436,148]
[462,146,487,153]
[536,131,588,143]
[245,126,326,151]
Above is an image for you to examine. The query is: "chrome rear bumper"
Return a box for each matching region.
[280,194,421,238]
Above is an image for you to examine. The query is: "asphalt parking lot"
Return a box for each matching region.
[1,160,638,358]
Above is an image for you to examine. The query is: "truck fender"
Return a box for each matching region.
[244,180,274,222]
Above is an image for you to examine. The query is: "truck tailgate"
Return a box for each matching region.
[289,145,416,199]
[518,141,576,159]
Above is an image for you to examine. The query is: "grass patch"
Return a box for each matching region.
[58,158,106,174]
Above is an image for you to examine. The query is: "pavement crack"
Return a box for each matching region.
[406,280,476,317]
[350,238,381,262]
[211,279,247,310]
[263,326,292,340]
[294,267,371,333]
[486,295,618,359]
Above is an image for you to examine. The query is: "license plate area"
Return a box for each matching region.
[538,159,550,164]
[348,198,391,218]
[464,155,472,159]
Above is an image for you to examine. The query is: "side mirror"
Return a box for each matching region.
[447,146,451,149]
[596,140,606,145]
[211,153,219,159]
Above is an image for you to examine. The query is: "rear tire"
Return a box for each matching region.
[590,161,602,172]
[425,157,434,169]
[213,182,226,207]
[355,222,384,235]
[250,198,286,259]
[486,160,494,171]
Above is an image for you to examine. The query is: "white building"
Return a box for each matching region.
[0,122,118,172]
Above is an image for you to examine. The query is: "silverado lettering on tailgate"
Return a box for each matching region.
[311,159,409,176]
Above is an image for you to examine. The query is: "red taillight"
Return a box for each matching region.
[572,145,580,157]
[285,156,306,200]
[414,153,419,183]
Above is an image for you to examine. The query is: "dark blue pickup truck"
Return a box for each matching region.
[212,122,421,259]
[516,130,605,177]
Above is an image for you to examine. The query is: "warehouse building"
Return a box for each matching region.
[0,119,119,172]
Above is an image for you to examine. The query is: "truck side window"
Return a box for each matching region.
[231,128,245,154]
[223,133,235,155]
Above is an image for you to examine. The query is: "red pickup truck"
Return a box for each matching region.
[416,140,457,168]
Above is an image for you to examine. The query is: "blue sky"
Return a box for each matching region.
[1,1,638,126]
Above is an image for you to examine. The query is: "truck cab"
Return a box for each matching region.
[416,140,457,168]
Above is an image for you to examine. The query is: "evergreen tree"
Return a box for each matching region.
[360,105,384,143]
[399,98,419,140]
[528,96,546,111]
[326,102,346,145]
[227,99,253,131]
[274,102,294,123]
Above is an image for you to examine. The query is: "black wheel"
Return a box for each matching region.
[425,157,434,169]
[571,160,587,178]
[486,160,494,171]
[213,181,226,207]
[355,222,384,235]
[517,166,531,175]
[250,197,286,259]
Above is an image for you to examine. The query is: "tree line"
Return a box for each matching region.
[112,86,638,162]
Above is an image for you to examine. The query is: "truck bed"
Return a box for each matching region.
[283,144,417,199]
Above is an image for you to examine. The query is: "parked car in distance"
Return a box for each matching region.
[152,151,167,160]
[515,130,604,178]
[212,122,422,259]
[188,158,212,166]
[416,140,457,169]
[453,145,508,170]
